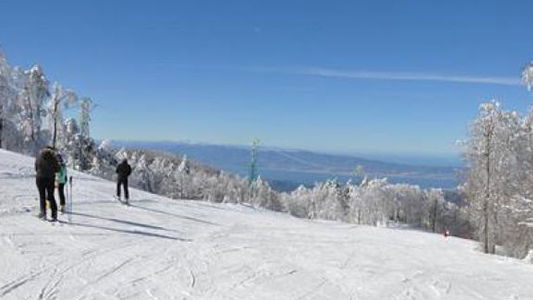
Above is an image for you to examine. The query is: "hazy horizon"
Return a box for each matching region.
[109,138,463,168]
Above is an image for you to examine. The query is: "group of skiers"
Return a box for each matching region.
[34,146,132,222]
[34,146,68,222]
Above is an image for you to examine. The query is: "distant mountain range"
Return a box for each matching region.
[110,141,462,191]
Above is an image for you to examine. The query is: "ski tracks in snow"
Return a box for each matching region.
[0,269,44,298]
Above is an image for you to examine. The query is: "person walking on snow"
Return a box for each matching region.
[55,153,68,214]
[116,158,132,204]
[35,147,60,221]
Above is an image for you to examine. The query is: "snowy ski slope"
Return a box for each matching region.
[0,149,532,300]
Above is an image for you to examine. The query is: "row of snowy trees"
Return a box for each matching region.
[0,51,95,169]
[281,177,470,236]
[462,101,533,257]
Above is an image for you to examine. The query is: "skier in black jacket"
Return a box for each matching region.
[116,158,132,204]
[35,147,60,221]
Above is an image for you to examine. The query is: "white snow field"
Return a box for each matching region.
[1,149,532,300]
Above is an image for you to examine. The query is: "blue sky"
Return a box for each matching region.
[1,0,532,156]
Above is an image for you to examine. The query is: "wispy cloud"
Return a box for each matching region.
[249,66,521,86]
[165,64,521,86]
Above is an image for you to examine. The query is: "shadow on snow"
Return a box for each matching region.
[128,203,220,226]
[71,211,183,234]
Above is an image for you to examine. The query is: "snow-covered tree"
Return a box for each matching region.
[47,82,77,148]
[0,52,85,154]
[522,61,533,91]
[74,97,94,170]
[463,101,521,254]
[426,188,445,232]
[249,176,282,211]
[16,65,50,154]
[79,97,92,138]
[0,51,15,149]
[0,67,24,151]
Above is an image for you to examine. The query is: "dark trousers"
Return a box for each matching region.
[57,183,66,206]
[36,177,57,218]
[117,177,129,200]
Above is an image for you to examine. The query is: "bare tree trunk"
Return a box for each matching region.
[431,198,438,232]
[0,103,3,149]
[24,89,36,143]
[484,132,492,254]
[483,200,489,253]
[0,92,4,149]
[52,99,59,148]
[0,116,3,149]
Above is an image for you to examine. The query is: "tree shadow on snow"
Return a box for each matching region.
[62,221,192,242]
[71,211,183,234]
[0,172,35,180]
[128,204,220,226]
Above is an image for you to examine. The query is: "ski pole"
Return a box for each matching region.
[68,176,73,223]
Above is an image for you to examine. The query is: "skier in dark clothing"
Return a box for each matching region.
[35,147,60,221]
[116,158,132,204]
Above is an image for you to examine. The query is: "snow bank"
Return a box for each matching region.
[524,250,533,264]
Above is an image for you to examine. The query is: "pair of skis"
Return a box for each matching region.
[114,195,130,206]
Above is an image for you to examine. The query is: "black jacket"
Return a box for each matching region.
[35,149,60,179]
[116,161,132,179]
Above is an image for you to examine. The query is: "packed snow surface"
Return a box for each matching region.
[0,149,532,300]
